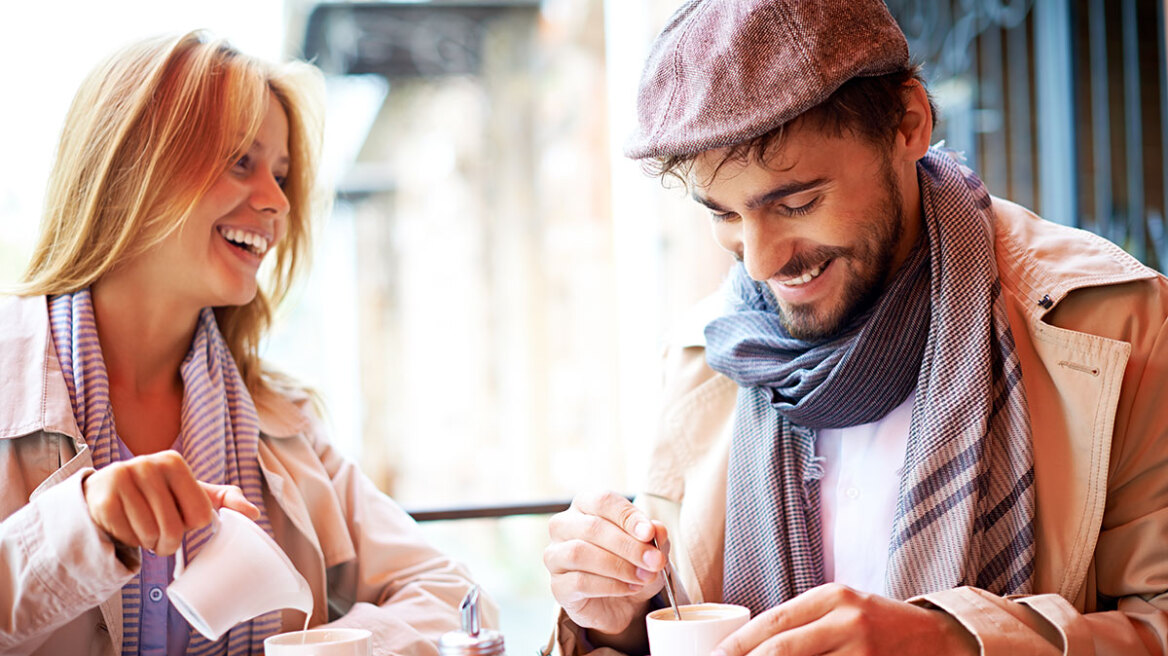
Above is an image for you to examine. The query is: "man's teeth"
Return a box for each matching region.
[778,262,826,287]
[218,227,269,255]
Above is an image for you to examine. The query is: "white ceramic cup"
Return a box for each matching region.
[646,603,751,656]
[264,628,372,655]
[167,508,312,641]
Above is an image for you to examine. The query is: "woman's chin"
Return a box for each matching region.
[209,281,260,309]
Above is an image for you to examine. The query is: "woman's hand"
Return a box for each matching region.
[82,450,260,556]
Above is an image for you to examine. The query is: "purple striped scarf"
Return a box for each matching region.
[49,289,281,655]
[707,147,1036,614]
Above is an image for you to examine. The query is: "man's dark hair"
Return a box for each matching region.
[647,64,938,186]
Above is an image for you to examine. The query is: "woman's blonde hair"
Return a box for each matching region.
[19,31,326,395]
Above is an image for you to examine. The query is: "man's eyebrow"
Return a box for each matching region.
[691,192,729,213]
[743,177,829,210]
[692,177,828,213]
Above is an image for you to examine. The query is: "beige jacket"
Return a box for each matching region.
[557,198,1168,655]
[0,294,497,656]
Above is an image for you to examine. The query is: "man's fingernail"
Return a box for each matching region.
[642,550,663,569]
[635,521,653,540]
[636,567,655,582]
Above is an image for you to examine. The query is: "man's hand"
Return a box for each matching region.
[714,583,978,656]
[544,491,670,636]
[82,450,260,556]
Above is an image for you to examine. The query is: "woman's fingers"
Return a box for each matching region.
[92,462,160,550]
[127,459,182,554]
[82,451,251,554]
[163,457,216,531]
[198,481,259,520]
[83,468,135,545]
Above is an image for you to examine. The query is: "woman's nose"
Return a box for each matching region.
[250,171,290,216]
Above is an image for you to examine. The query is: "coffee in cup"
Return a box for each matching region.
[264,628,372,655]
[646,603,750,656]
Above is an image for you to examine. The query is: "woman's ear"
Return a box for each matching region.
[896,80,934,164]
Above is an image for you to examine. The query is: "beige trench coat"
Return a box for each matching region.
[555,198,1168,655]
[0,294,497,656]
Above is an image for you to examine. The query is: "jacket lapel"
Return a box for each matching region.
[1022,319,1129,601]
[991,197,1151,602]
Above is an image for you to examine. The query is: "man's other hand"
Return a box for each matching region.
[713,583,978,656]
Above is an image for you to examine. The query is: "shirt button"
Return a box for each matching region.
[149,587,164,602]
[845,487,860,500]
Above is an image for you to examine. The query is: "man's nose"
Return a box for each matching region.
[740,216,791,282]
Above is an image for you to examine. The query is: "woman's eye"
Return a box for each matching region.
[233,154,251,171]
[274,175,288,189]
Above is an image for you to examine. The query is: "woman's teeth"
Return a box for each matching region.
[218,227,269,256]
[778,262,827,287]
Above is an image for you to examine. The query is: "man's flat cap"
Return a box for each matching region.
[626,0,910,160]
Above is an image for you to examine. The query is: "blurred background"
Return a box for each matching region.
[2,0,1167,649]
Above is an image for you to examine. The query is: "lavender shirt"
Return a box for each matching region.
[114,437,190,656]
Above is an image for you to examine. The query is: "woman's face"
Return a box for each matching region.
[133,93,291,310]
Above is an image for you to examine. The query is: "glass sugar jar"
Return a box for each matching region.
[439,586,505,656]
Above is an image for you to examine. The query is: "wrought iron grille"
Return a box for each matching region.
[886,0,1168,271]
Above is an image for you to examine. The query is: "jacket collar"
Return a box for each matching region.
[0,294,309,441]
[990,197,1157,319]
[0,295,81,441]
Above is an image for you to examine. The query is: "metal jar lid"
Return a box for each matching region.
[439,586,505,656]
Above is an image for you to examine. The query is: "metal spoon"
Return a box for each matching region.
[652,536,682,621]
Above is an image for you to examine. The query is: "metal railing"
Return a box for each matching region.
[405,496,634,522]
[406,500,572,522]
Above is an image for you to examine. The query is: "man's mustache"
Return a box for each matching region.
[774,246,853,279]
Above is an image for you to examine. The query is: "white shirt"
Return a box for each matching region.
[816,391,914,595]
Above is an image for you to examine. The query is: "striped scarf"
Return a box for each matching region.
[707,147,1036,615]
[49,290,281,655]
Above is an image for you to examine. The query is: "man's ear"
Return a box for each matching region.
[896,80,933,164]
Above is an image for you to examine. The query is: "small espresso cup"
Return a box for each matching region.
[646,603,750,656]
[166,508,312,641]
[264,628,372,655]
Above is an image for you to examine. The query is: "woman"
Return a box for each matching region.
[0,32,494,656]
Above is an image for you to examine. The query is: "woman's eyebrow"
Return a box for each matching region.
[249,139,290,166]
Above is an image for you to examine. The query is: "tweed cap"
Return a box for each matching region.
[626,0,910,160]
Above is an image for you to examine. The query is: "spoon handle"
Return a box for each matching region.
[652,537,682,621]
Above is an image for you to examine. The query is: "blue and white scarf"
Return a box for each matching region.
[49,289,281,655]
[707,147,1036,615]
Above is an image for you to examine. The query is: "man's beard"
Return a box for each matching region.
[776,162,908,341]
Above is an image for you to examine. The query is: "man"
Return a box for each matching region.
[542,1,1168,654]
